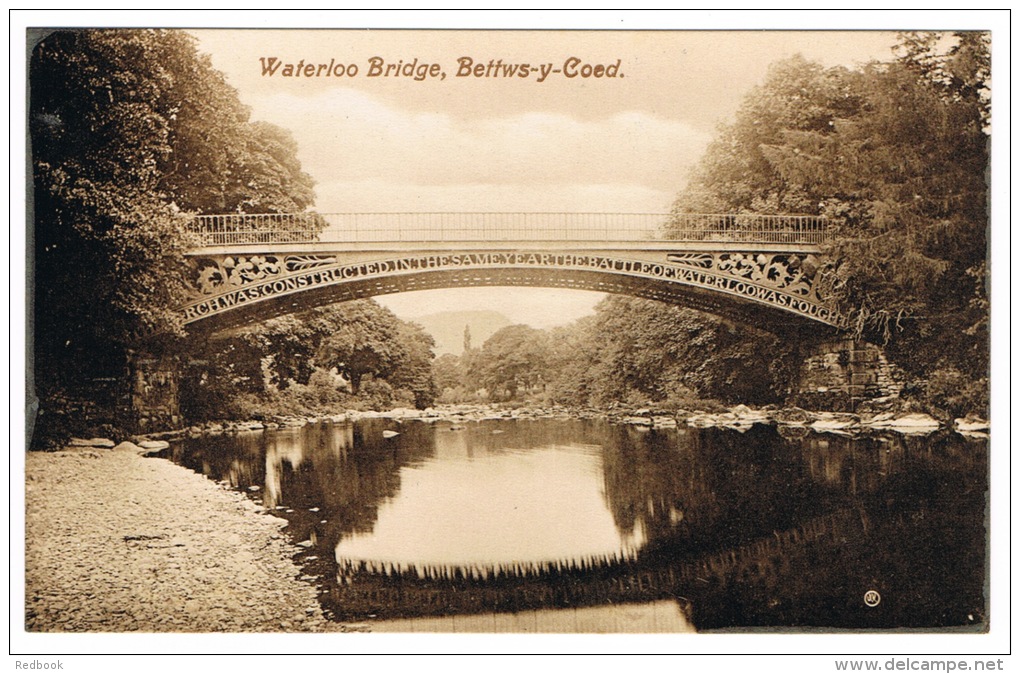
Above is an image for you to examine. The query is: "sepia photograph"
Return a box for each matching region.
[14,9,1007,665]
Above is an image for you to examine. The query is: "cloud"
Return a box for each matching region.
[307,178,674,213]
[248,88,709,212]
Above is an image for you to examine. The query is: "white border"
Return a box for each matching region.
[9,9,1011,666]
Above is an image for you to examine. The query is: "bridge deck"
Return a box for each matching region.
[188,239,824,256]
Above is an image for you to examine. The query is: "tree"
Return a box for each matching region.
[182,300,441,416]
[665,35,989,414]
[544,318,604,406]
[386,322,439,408]
[669,54,863,219]
[30,29,318,439]
[433,353,466,393]
[545,297,797,407]
[467,325,550,400]
[314,300,405,394]
[756,34,990,413]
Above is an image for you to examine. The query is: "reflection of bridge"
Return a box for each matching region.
[324,509,861,622]
[181,212,845,332]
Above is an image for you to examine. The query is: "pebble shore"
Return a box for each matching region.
[24,443,358,633]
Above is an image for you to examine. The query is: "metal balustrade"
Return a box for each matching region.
[186,212,830,246]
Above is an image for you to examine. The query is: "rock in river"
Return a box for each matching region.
[69,438,115,448]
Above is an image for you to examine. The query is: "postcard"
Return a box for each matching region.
[16,11,1005,666]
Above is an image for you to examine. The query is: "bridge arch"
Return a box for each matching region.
[179,213,845,335]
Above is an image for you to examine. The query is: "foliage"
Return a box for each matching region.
[353,379,417,412]
[668,33,990,414]
[202,373,352,421]
[30,29,317,438]
[669,54,864,219]
[427,296,798,409]
[181,299,439,418]
[922,368,990,420]
[433,353,466,392]
[385,322,439,408]
[466,325,551,401]
[544,297,797,407]
[543,318,604,406]
[315,301,403,394]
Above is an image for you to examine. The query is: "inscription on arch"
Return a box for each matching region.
[182,251,844,327]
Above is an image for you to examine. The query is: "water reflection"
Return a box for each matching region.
[336,444,646,576]
[168,419,988,631]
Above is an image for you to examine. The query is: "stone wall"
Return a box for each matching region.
[795,339,903,410]
[122,353,182,432]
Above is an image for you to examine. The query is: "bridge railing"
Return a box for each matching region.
[186,212,830,246]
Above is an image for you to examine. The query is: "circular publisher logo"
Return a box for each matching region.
[864,590,881,607]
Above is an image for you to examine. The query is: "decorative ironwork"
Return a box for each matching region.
[189,255,283,295]
[665,253,714,269]
[285,255,338,272]
[179,212,841,327]
[717,253,819,298]
[667,252,831,302]
[182,247,845,328]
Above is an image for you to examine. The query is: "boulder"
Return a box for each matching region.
[810,416,859,431]
[112,441,144,453]
[68,437,115,448]
[869,413,941,433]
[954,417,990,433]
[730,405,769,423]
[138,440,170,450]
[686,413,721,428]
[382,430,400,439]
[652,416,678,428]
[772,407,811,425]
[721,421,755,433]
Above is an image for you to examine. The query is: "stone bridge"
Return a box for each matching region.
[180,212,846,334]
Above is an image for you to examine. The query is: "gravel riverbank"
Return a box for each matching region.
[24,443,357,633]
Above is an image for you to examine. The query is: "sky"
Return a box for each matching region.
[190,28,902,328]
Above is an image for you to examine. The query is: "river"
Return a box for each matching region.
[163,417,988,632]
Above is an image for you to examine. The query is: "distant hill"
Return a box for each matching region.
[410,310,513,355]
